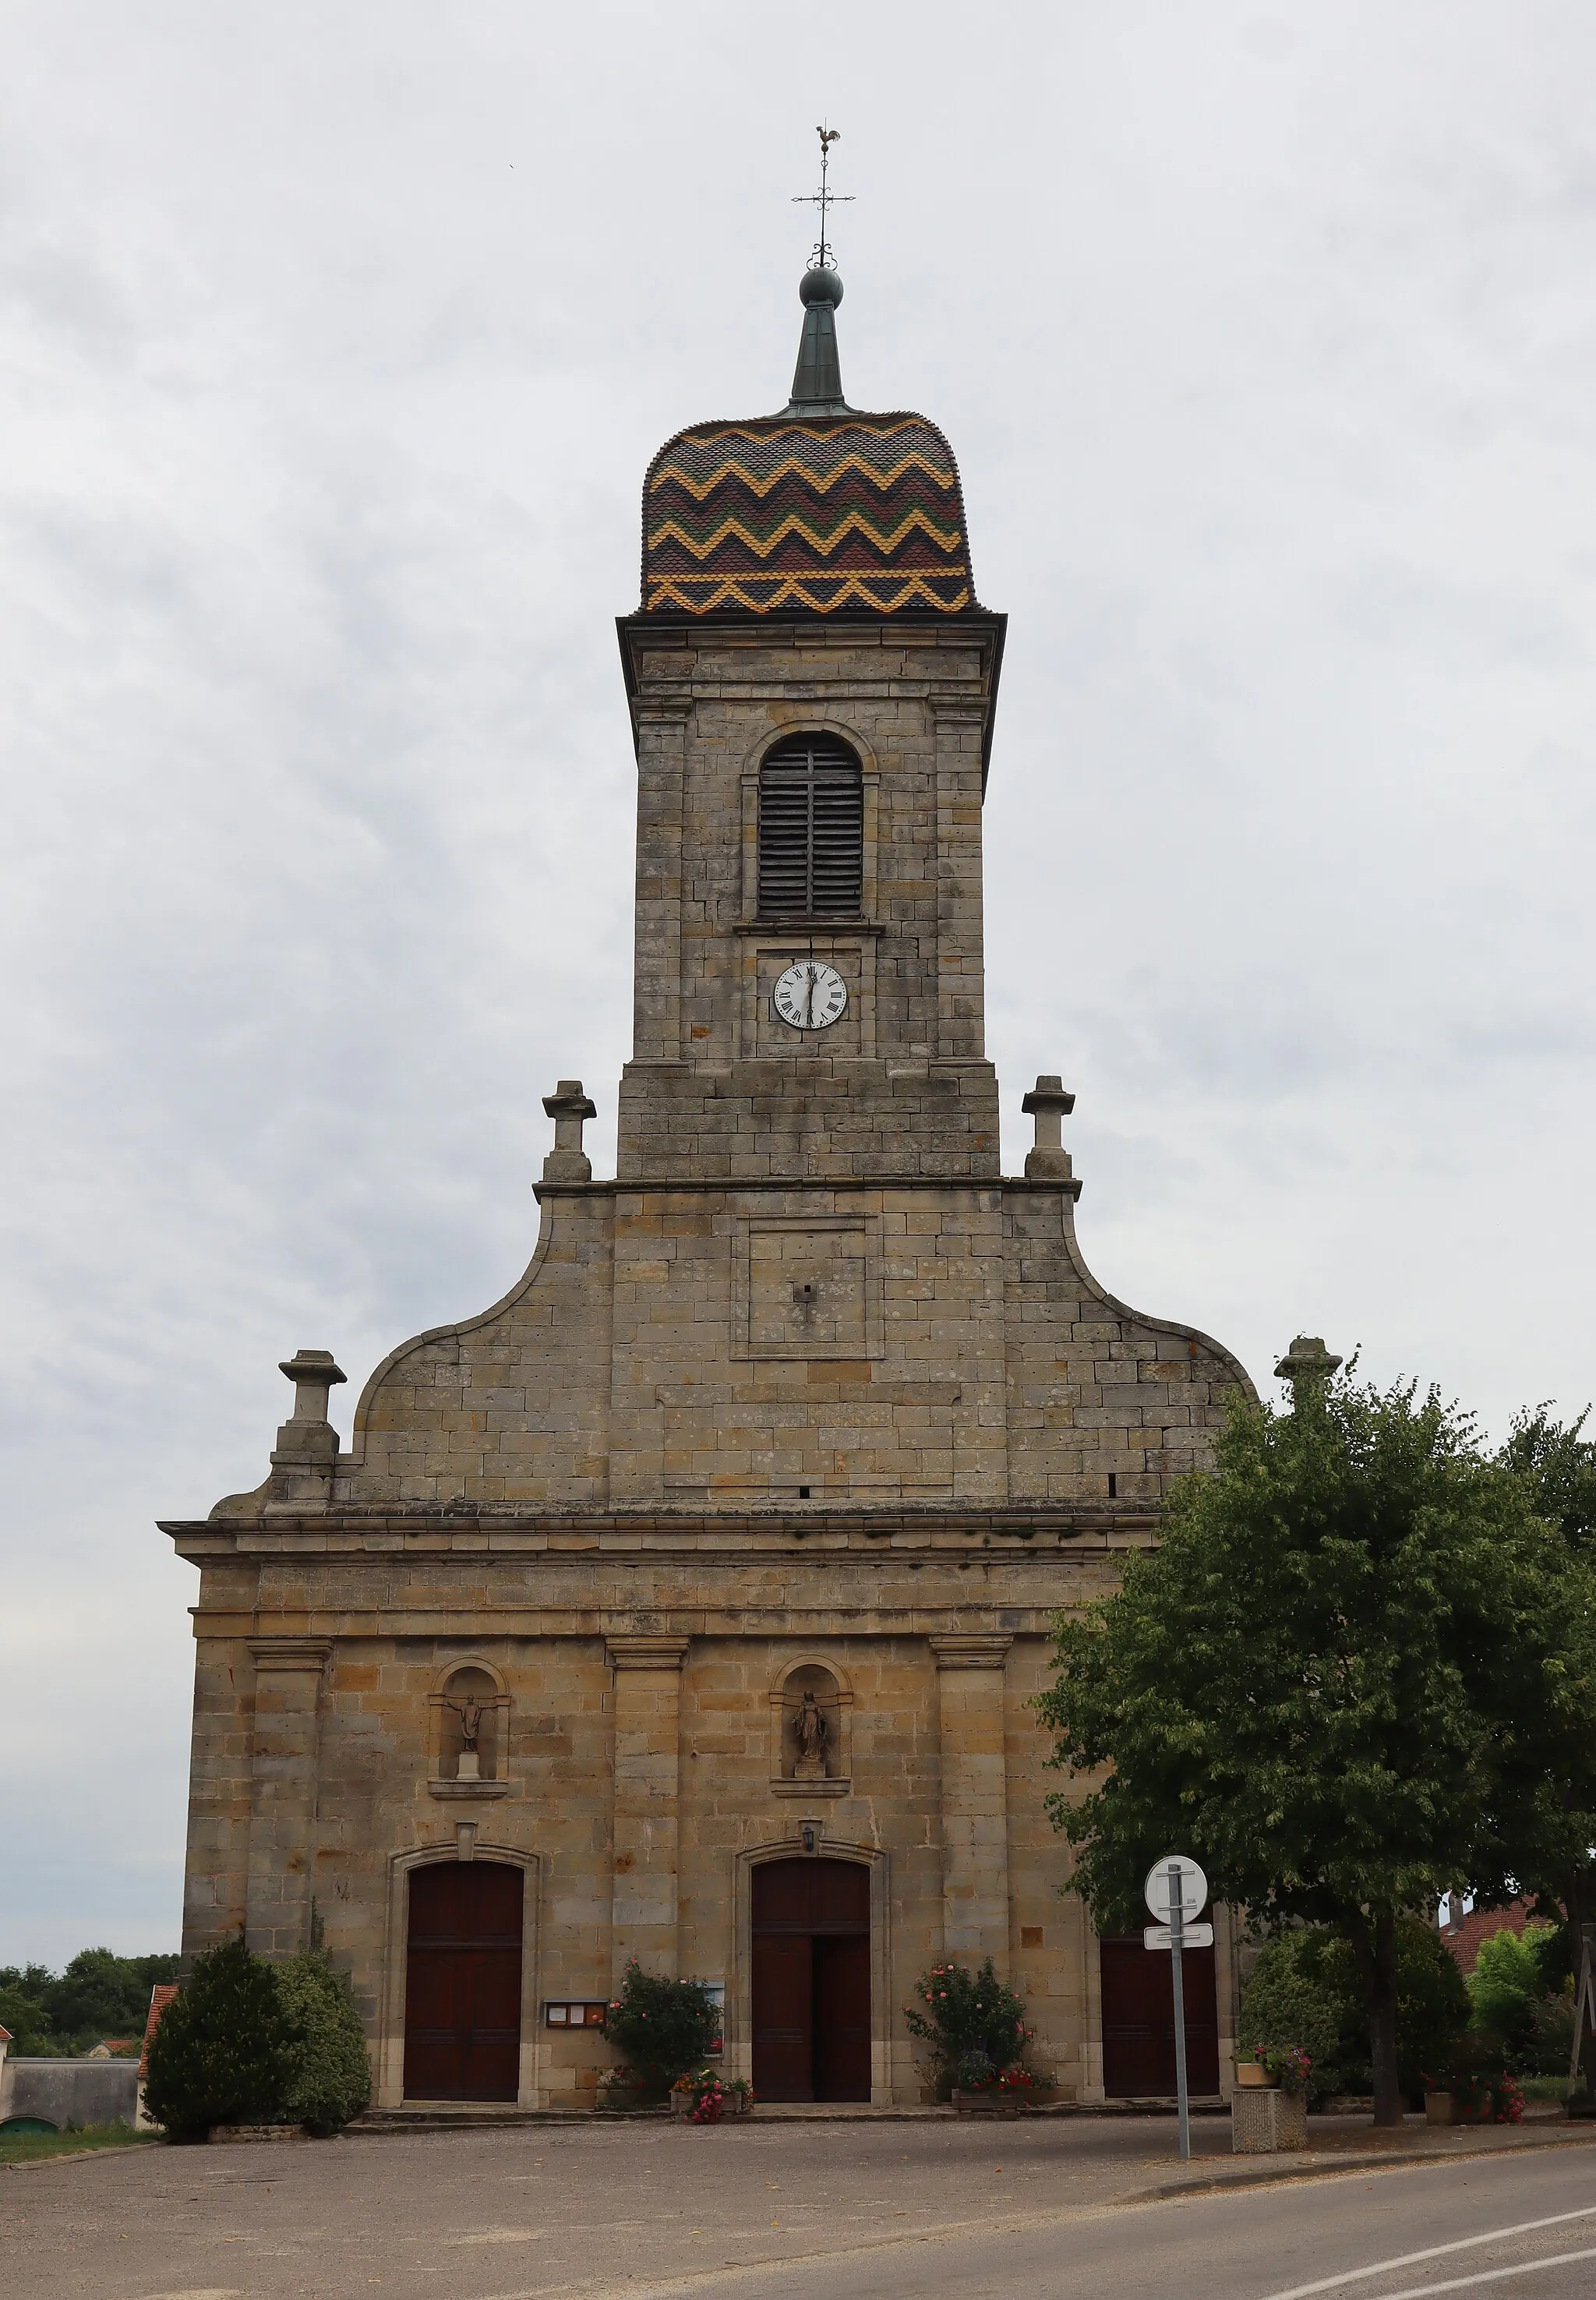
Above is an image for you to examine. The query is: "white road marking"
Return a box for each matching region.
[1375,2247,1596,2299]
[1259,2207,1596,2300]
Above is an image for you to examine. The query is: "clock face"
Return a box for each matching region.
[772,959,848,1033]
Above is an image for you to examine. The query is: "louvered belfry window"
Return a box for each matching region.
[757,734,863,917]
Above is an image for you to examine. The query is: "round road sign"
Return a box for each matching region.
[1144,1853,1207,1923]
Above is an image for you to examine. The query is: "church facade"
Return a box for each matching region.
[163,261,1256,2111]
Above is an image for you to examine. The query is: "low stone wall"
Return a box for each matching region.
[0,2057,140,2130]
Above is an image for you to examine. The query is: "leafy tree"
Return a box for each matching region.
[1496,1405,1596,2086]
[1038,1363,1596,2125]
[143,1938,298,2142]
[1239,1919,1470,2102]
[0,1950,181,2056]
[0,1976,55,2054]
[276,1952,372,2135]
[1501,1408,1596,1555]
[601,1962,719,2095]
[44,1949,181,2049]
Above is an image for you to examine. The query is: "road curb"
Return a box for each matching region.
[1132,2124,1596,2201]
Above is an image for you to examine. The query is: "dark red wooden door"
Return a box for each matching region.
[404,1861,523,2101]
[813,1934,870,2101]
[752,1859,870,2102]
[751,1933,812,2101]
[1099,1937,1220,2097]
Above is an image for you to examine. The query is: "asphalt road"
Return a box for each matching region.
[2,2118,1594,2300]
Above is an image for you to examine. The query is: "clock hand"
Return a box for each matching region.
[805,966,816,1027]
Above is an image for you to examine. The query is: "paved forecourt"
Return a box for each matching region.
[4,2111,1594,2300]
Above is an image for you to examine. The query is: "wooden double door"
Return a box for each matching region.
[1099,1936,1220,2097]
[751,1857,871,2102]
[404,1860,524,2101]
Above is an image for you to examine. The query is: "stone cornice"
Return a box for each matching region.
[198,1607,1067,1645]
[162,1505,1159,1562]
[532,1175,1083,1200]
[245,1638,333,1671]
[605,1635,691,1670]
[930,1634,1015,1669]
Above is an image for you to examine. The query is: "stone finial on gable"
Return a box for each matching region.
[542,1079,598,1182]
[1021,1074,1076,1184]
[267,1348,348,1512]
[278,1348,348,1426]
[1274,1334,1343,1394]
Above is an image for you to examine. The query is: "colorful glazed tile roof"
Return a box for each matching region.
[641,412,975,617]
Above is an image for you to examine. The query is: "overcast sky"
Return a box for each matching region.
[3,2,1594,1966]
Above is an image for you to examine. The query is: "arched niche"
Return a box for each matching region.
[768,1654,851,1794]
[427,1657,510,1793]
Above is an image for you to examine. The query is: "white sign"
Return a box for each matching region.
[1143,1923,1213,1950]
[1144,1853,1208,1924]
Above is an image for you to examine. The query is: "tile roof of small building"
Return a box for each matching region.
[638,267,977,619]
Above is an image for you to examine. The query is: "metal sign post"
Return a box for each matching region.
[1144,1853,1207,2165]
[1168,1870,1191,2164]
[1569,1924,1596,2099]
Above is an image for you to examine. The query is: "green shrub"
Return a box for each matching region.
[1239,1920,1470,2104]
[1238,1933,1360,2100]
[142,1938,298,2143]
[602,1962,719,2094]
[903,1959,1033,2089]
[1467,1924,1564,2072]
[277,1953,372,2135]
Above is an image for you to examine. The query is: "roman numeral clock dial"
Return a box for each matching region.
[772,959,848,1032]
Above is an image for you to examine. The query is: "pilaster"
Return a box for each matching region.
[607,1635,690,1983]
[930,1634,1012,1967]
[630,700,691,1067]
[930,700,987,1062]
[244,1638,331,1956]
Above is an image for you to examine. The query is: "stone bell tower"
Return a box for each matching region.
[616,258,1002,1189]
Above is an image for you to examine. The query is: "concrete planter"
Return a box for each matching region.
[1231,2087,1308,2153]
[672,2090,752,2119]
[1425,2093,1455,2125]
[952,2089,1023,2116]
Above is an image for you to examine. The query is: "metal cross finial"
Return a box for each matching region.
[792,121,854,270]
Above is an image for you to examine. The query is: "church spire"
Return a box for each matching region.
[786,122,853,415]
[786,265,851,415]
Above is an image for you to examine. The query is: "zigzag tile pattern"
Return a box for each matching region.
[641,412,974,616]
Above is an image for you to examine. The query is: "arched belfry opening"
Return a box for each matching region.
[757,733,863,918]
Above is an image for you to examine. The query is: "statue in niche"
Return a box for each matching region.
[791,1688,830,1778]
[448,1689,488,1781]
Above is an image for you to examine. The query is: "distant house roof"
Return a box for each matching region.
[88,2039,138,2058]
[139,1984,179,2077]
[0,2024,12,2043]
[1439,1896,1537,1975]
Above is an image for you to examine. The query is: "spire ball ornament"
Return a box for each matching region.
[799,266,843,308]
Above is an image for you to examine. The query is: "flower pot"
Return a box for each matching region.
[1425,2093,1454,2125]
[1234,2062,1274,2089]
